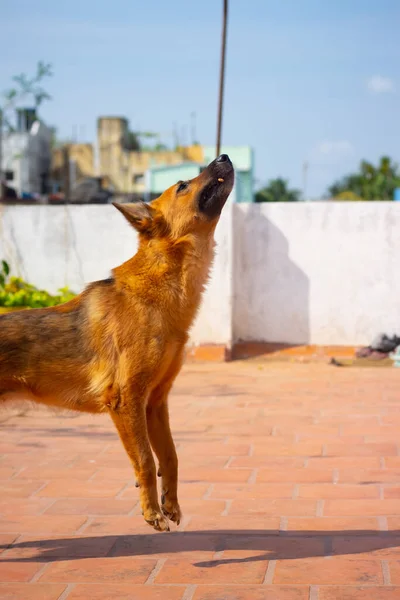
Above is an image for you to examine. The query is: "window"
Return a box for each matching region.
[5,171,14,182]
[132,174,144,184]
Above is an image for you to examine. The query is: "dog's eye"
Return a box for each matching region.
[177,181,189,193]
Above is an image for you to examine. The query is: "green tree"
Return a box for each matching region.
[328,156,400,200]
[1,61,53,132]
[255,178,300,202]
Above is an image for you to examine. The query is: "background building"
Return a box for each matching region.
[146,145,254,203]
[1,108,52,197]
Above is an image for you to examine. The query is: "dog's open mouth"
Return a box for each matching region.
[198,155,234,219]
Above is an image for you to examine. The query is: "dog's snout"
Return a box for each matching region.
[216,154,230,163]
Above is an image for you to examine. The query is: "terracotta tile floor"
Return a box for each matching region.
[0,362,400,599]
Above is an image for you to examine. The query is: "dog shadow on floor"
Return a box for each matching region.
[1,529,399,565]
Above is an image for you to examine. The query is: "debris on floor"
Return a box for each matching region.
[332,332,400,367]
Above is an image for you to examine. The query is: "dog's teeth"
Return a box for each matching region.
[218,178,224,182]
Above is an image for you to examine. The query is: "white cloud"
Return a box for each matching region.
[316,141,354,157]
[367,76,395,94]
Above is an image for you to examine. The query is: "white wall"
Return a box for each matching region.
[1,201,399,347]
[234,202,400,346]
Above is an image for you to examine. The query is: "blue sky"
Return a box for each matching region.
[2,0,399,197]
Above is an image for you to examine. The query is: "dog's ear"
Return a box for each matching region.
[113,202,155,234]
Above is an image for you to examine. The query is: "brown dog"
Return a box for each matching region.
[0,154,234,531]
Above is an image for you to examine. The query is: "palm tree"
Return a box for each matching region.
[255,178,300,203]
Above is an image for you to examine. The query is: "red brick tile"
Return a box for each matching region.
[179,443,251,456]
[171,499,226,516]
[286,517,380,532]
[89,467,135,481]
[84,516,164,535]
[156,557,268,584]
[341,423,393,435]
[109,532,217,560]
[384,486,400,499]
[193,585,309,599]
[0,584,67,599]
[278,425,339,437]
[0,562,45,582]
[39,557,157,583]
[0,534,18,553]
[37,480,124,498]
[0,444,33,454]
[4,534,117,559]
[338,469,400,484]
[180,456,229,469]
[300,435,365,445]
[68,585,185,600]
[0,498,54,516]
[0,515,86,534]
[387,517,400,529]
[210,483,295,499]
[120,482,209,500]
[44,498,136,515]
[307,457,381,469]
[252,442,322,456]
[221,536,325,560]
[179,468,252,483]
[0,482,46,498]
[388,561,400,584]
[319,588,400,600]
[0,468,18,479]
[185,515,280,532]
[324,499,400,516]
[298,484,380,499]
[257,469,332,484]
[331,534,400,559]
[384,457,400,468]
[381,416,400,426]
[274,558,382,584]
[366,434,400,443]
[325,443,398,456]
[230,457,305,468]
[17,467,97,480]
[229,499,317,516]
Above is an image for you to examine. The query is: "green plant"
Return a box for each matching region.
[0,260,75,308]
[255,178,301,202]
[328,156,400,200]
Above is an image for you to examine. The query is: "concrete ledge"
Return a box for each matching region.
[186,342,359,363]
[185,344,231,362]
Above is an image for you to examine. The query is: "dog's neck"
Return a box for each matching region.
[113,232,216,332]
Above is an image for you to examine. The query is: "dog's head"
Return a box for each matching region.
[113,154,234,241]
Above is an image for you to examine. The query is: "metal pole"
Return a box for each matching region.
[216,0,228,157]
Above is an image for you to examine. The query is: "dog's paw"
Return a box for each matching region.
[161,494,182,525]
[144,510,170,532]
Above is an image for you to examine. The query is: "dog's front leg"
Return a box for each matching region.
[147,386,182,526]
[108,388,170,532]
